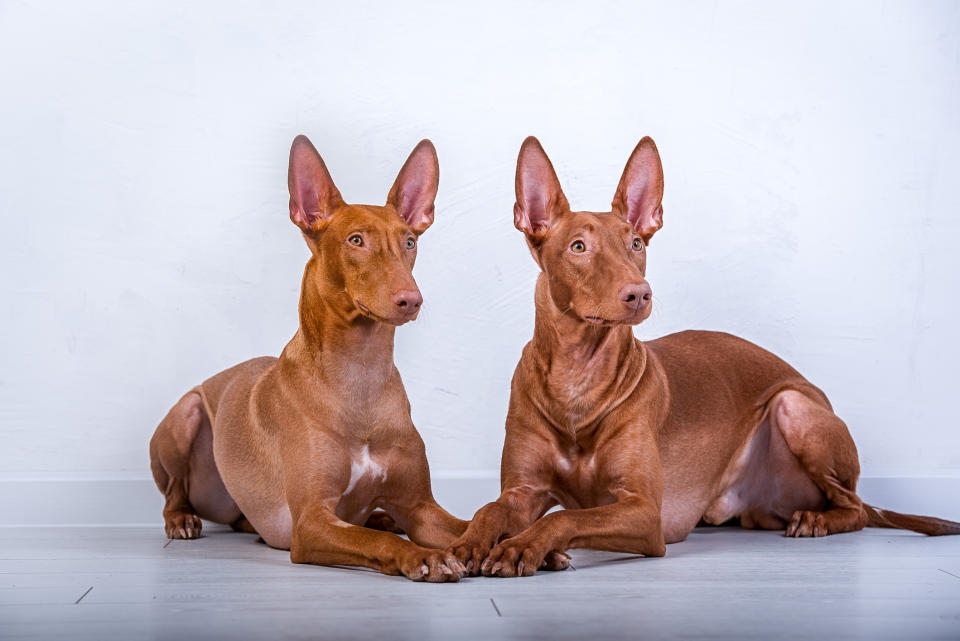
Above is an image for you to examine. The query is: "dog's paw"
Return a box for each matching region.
[785,510,827,538]
[165,513,202,539]
[401,548,466,583]
[446,536,495,576]
[542,550,572,571]
[481,537,552,578]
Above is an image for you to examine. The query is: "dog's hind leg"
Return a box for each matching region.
[768,390,867,537]
[230,516,259,534]
[149,390,206,539]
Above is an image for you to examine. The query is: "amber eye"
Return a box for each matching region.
[348,235,363,247]
[405,237,416,250]
[570,240,586,253]
[632,237,643,251]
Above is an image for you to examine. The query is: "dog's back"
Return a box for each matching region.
[196,356,277,425]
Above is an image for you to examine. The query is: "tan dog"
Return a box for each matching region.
[149,135,467,582]
[447,136,960,578]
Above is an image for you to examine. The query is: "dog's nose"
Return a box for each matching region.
[392,289,423,314]
[619,282,652,310]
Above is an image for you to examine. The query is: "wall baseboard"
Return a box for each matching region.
[1,475,957,527]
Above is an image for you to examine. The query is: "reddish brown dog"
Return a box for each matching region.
[447,136,960,578]
[150,135,467,582]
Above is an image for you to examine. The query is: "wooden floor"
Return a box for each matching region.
[1,525,959,640]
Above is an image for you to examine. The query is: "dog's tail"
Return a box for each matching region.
[864,504,960,536]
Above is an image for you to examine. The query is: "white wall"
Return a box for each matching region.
[1,1,958,484]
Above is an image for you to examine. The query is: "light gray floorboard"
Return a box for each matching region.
[1,525,958,640]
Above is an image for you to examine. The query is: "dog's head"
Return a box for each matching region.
[513,136,664,326]
[287,135,438,326]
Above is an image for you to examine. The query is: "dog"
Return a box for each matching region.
[150,135,467,582]
[447,136,960,578]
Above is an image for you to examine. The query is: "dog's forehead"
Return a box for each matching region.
[560,210,631,236]
[332,204,409,234]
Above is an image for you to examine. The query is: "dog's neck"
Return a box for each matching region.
[528,274,647,434]
[279,261,397,390]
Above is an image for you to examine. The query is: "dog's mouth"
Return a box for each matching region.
[583,306,652,327]
[355,300,412,326]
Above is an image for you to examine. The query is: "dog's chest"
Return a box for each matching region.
[550,449,613,509]
[336,444,389,523]
[347,445,387,490]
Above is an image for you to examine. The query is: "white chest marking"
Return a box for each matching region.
[556,454,597,476]
[344,445,387,495]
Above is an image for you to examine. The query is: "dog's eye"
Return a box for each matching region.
[632,238,643,251]
[570,240,586,253]
[348,235,364,247]
[405,237,416,250]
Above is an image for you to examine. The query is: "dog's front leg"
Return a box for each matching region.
[482,490,666,577]
[378,449,469,549]
[446,424,563,574]
[398,501,469,549]
[446,484,552,575]
[289,503,465,582]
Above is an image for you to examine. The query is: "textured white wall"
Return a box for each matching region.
[1,1,958,482]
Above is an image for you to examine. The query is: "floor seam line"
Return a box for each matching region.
[74,586,93,604]
[937,568,960,581]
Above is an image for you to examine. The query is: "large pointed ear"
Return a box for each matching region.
[288,135,345,234]
[514,136,569,241]
[611,136,664,243]
[386,140,439,235]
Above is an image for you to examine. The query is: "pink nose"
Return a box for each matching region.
[392,289,423,314]
[619,282,652,310]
